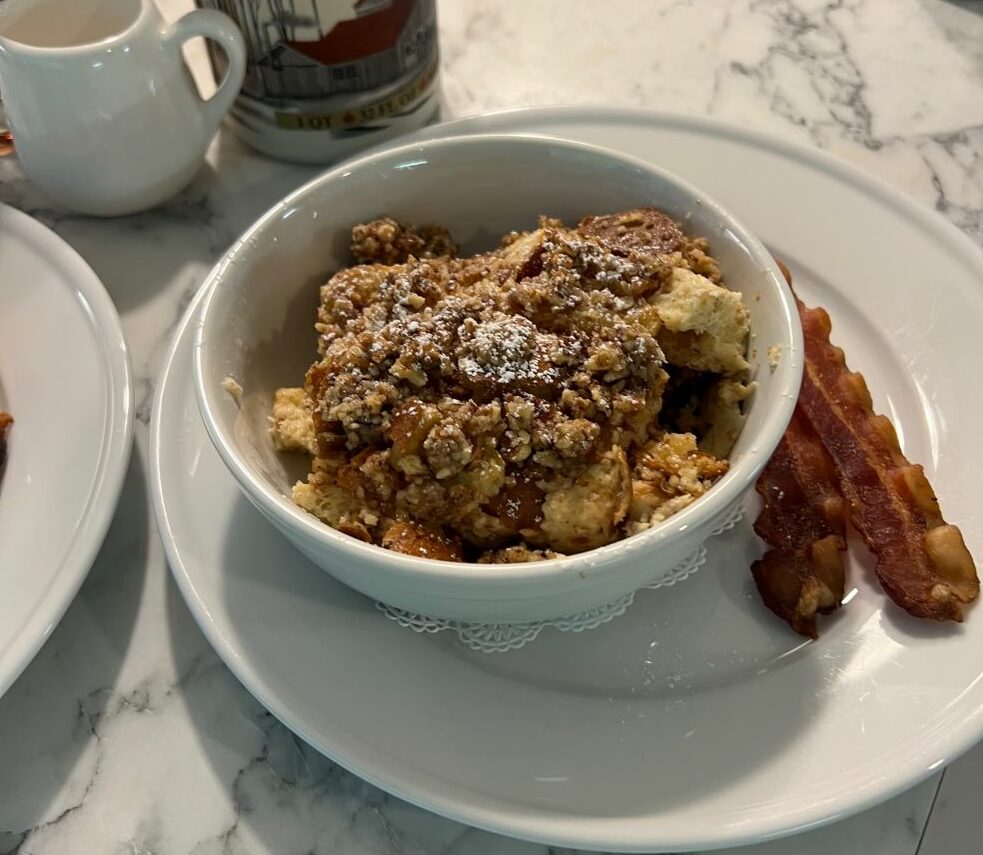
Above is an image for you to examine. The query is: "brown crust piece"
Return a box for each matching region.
[797,299,978,621]
[380,519,463,561]
[0,412,11,469]
[752,408,848,638]
[577,207,684,257]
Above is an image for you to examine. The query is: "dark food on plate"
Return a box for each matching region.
[0,412,11,469]
[752,407,848,639]
[752,264,979,636]
[271,211,755,562]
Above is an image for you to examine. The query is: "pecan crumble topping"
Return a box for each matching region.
[271,209,751,562]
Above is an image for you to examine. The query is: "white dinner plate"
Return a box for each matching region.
[0,203,132,697]
[151,109,983,852]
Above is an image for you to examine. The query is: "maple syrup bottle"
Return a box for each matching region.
[196,0,440,163]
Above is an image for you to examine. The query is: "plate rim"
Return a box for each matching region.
[0,203,133,697]
[152,107,983,851]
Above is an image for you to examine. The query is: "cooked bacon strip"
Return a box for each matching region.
[752,408,848,638]
[797,300,978,621]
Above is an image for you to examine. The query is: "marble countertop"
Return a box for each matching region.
[3,0,983,852]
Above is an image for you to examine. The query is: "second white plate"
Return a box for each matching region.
[152,109,983,852]
[0,203,132,697]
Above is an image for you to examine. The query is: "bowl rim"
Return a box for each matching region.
[193,131,803,584]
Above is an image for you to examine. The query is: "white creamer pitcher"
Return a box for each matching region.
[0,0,246,216]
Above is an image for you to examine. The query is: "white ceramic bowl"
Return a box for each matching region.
[194,133,802,623]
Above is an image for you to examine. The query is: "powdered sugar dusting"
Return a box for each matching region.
[458,315,558,386]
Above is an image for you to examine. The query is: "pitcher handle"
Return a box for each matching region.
[165,9,247,137]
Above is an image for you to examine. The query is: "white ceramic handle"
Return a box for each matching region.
[166,9,247,136]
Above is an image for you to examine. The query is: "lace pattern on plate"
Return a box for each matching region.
[378,499,745,654]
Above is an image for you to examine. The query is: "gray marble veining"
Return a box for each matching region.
[1,1,982,852]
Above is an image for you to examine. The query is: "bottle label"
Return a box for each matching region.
[274,54,438,131]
